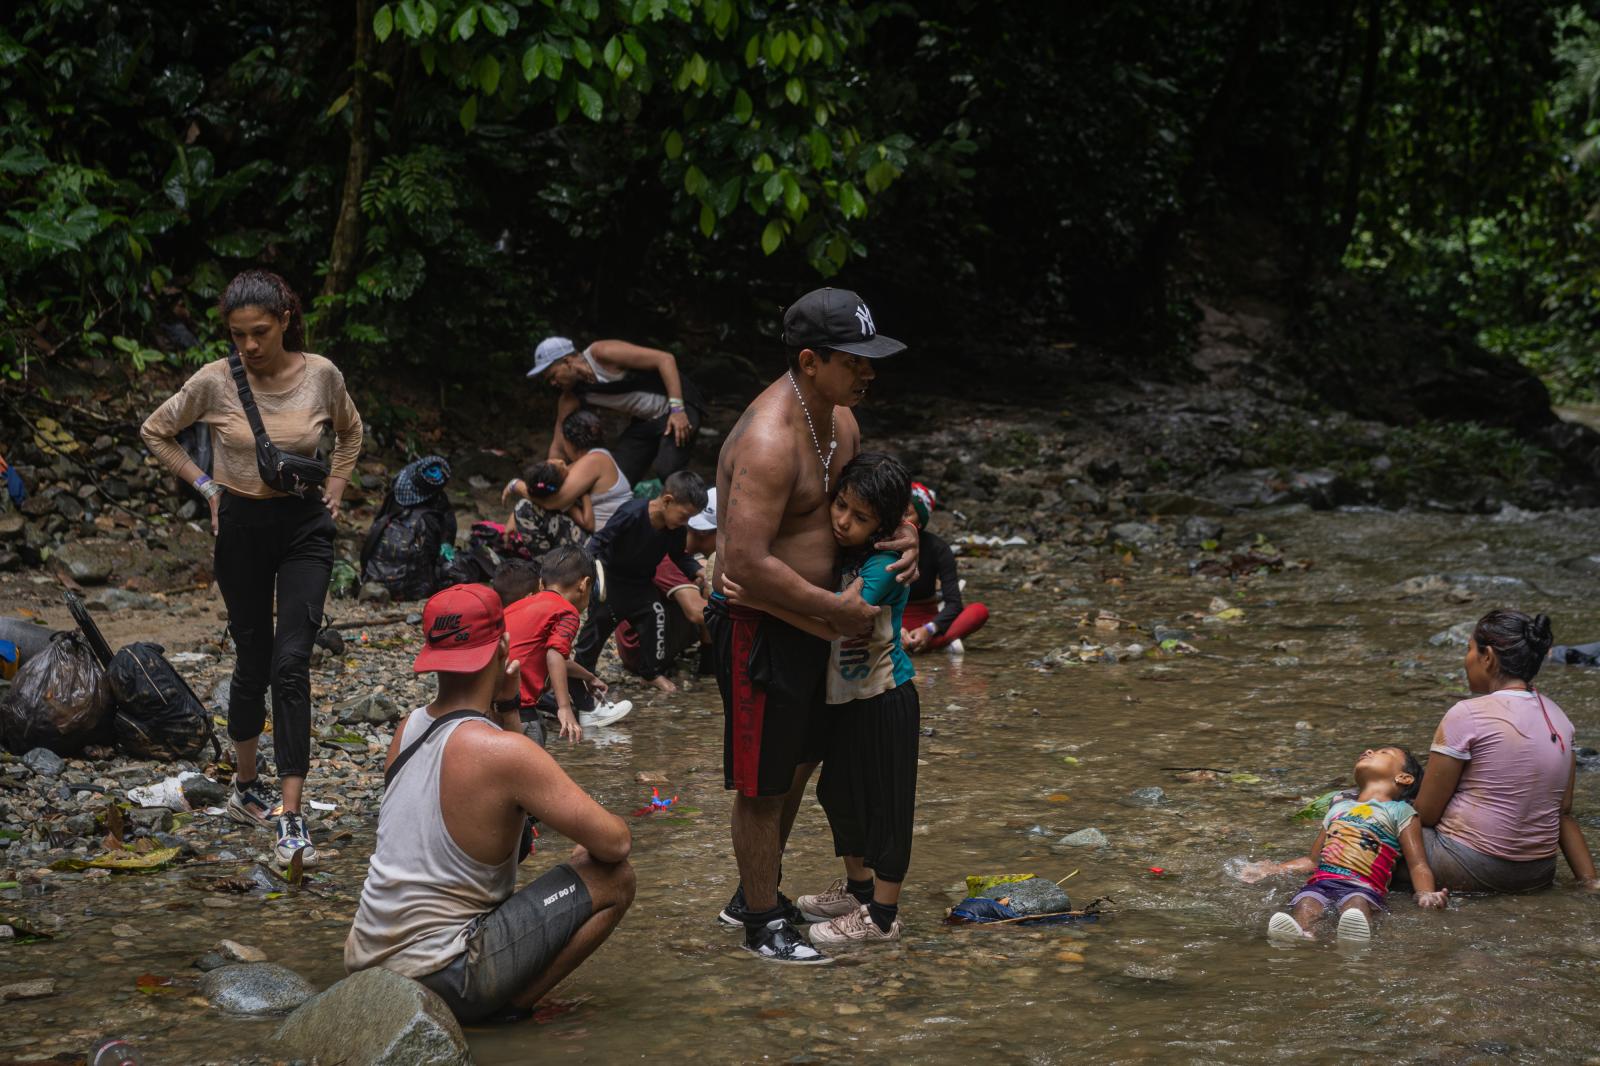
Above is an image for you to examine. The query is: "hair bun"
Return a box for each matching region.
[1528,612,1554,649]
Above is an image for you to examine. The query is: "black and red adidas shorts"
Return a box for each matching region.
[706,597,832,798]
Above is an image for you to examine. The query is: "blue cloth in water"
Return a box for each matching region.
[946,896,1098,926]
[3,466,24,506]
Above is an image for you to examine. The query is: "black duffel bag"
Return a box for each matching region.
[105,642,220,762]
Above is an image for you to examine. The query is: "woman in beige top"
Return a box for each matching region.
[141,269,362,869]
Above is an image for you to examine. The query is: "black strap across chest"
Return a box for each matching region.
[383,709,489,788]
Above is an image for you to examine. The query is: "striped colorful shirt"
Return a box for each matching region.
[1309,798,1416,897]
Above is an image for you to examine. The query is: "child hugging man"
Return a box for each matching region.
[495,547,629,744]
[727,453,921,945]
[571,470,708,696]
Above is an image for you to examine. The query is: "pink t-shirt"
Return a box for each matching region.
[1432,689,1574,861]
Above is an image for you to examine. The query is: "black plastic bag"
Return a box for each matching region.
[106,642,219,762]
[0,631,111,754]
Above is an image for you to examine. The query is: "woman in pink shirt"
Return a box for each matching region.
[1412,610,1599,893]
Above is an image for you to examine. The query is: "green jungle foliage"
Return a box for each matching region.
[0,0,1597,401]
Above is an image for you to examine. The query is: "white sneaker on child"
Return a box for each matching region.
[945,639,965,656]
[1267,912,1310,941]
[580,699,633,730]
[1336,907,1372,942]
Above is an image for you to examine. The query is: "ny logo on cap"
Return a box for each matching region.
[854,303,875,338]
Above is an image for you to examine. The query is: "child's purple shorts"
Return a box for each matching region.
[1290,877,1386,913]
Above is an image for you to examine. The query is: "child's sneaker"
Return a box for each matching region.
[1267,912,1310,941]
[274,812,318,869]
[743,918,830,964]
[796,878,862,923]
[945,639,966,656]
[1336,907,1372,942]
[808,904,901,946]
[580,699,633,730]
[226,780,278,828]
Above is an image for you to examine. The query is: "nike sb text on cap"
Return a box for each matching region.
[782,287,905,359]
[413,583,505,673]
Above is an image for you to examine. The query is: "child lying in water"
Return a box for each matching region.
[1242,745,1448,942]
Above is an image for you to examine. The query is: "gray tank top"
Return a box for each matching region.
[589,447,633,531]
[344,709,516,977]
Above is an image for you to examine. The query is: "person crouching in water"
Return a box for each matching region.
[1246,746,1448,942]
[345,583,634,1023]
[728,453,920,945]
[900,481,988,655]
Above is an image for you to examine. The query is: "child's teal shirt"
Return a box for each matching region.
[827,549,915,704]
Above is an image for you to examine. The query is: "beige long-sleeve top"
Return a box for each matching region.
[140,354,363,499]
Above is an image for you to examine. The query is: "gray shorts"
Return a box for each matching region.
[418,863,592,1023]
[1393,828,1556,895]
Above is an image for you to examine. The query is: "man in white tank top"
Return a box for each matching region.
[344,583,635,1023]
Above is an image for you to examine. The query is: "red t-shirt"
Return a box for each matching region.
[504,590,581,706]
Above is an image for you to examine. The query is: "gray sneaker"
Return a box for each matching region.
[796,878,860,923]
[225,780,277,828]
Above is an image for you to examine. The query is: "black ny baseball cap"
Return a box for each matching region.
[782,287,905,359]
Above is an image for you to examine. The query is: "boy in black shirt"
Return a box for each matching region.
[572,470,708,694]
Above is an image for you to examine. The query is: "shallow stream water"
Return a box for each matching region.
[6,506,1600,1064]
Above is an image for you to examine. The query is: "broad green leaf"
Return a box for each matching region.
[744,34,760,67]
[689,53,707,86]
[373,4,394,42]
[480,4,510,35]
[623,32,646,66]
[453,5,477,40]
[826,233,848,265]
[615,54,634,79]
[420,40,436,74]
[544,50,564,81]
[762,172,784,203]
[784,77,802,105]
[864,159,898,194]
[573,37,593,69]
[808,128,830,170]
[838,182,865,219]
[51,847,180,873]
[664,130,684,159]
[684,164,707,195]
[576,80,602,121]
[782,173,801,215]
[752,152,774,173]
[731,88,752,124]
[603,35,621,70]
[712,175,742,216]
[459,94,478,131]
[522,44,544,82]
[475,54,501,94]
[785,30,801,62]
[396,0,422,37]
[0,146,49,175]
[699,201,715,236]
[760,219,783,255]
[325,89,352,118]
[807,33,823,61]
[768,33,785,65]
[417,0,438,33]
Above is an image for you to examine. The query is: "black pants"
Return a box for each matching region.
[609,407,701,486]
[573,583,670,681]
[816,681,921,883]
[214,493,334,780]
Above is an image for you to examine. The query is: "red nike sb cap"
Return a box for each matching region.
[413,583,505,674]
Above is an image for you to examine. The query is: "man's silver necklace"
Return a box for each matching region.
[787,369,838,491]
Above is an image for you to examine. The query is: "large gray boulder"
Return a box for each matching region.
[272,967,471,1066]
[200,963,316,1015]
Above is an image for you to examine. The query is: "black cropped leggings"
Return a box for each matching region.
[214,493,334,780]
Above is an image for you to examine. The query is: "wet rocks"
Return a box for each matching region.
[1428,621,1474,647]
[1178,516,1224,547]
[1127,491,1232,517]
[55,543,111,584]
[358,582,391,605]
[1109,522,1160,548]
[272,967,470,1066]
[1127,787,1165,807]
[83,587,159,612]
[335,692,400,726]
[1058,827,1108,848]
[218,939,268,963]
[200,964,316,1015]
[22,748,64,778]
[978,876,1070,916]
[0,978,57,1000]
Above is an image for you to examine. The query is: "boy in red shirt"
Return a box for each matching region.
[499,546,629,742]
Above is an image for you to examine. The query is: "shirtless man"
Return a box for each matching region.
[708,287,917,963]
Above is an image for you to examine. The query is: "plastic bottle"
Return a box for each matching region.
[89,1037,142,1065]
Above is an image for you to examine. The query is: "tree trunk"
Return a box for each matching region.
[322,0,377,305]
[1331,0,1383,259]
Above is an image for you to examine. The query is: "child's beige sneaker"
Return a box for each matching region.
[808,905,901,946]
[796,879,860,923]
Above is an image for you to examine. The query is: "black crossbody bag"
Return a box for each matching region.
[227,351,330,499]
[385,709,535,862]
